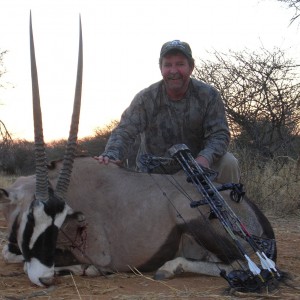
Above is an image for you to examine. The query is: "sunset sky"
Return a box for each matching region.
[0,0,299,142]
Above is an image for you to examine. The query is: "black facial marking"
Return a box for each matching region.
[22,205,35,262]
[8,215,20,244]
[21,190,66,266]
[22,204,59,267]
[44,188,66,218]
[8,243,22,256]
[7,214,22,256]
[29,226,59,267]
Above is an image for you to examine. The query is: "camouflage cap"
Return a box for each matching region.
[160,40,193,59]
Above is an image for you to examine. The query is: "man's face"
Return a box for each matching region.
[160,52,194,98]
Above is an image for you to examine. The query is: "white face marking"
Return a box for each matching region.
[54,204,72,228]
[18,201,70,251]
[17,200,72,286]
[29,202,52,249]
[18,208,30,251]
[24,258,54,287]
[11,196,73,286]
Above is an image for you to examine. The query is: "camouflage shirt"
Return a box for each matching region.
[102,78,230,169]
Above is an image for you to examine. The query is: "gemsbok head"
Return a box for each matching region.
[12,13,83,286]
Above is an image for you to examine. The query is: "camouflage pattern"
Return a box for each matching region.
[102,78,230,170]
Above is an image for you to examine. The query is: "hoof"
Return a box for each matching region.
[153,270,173,280]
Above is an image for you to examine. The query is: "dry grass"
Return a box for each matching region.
[238,155,300,215]
[0,222,299,300]
[0,172,299,299]
[0,173,17,188]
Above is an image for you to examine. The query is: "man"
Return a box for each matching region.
[95,40,240,183]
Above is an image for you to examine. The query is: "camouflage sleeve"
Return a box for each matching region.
[197,89,230,165]
[101,93,147,161]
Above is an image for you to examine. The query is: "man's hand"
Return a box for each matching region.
[94,156,121,165]
[195,155,210,168]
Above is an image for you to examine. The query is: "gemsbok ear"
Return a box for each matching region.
[0,188,10,203]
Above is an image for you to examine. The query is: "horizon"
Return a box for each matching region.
[0,0,299,143]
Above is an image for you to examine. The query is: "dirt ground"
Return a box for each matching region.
[0,214,299,300]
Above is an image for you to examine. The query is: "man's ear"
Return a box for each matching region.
[189,64,195,75]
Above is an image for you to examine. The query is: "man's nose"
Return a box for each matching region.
[169,65,178,73]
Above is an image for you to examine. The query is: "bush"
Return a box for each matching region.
[0,121,119,175]
[0,139,36,175]
[233,144,300,215]
[1,121,299,216]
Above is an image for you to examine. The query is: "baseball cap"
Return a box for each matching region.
[160,40,193,59]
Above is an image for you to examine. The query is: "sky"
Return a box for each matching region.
[0,0,299,142]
